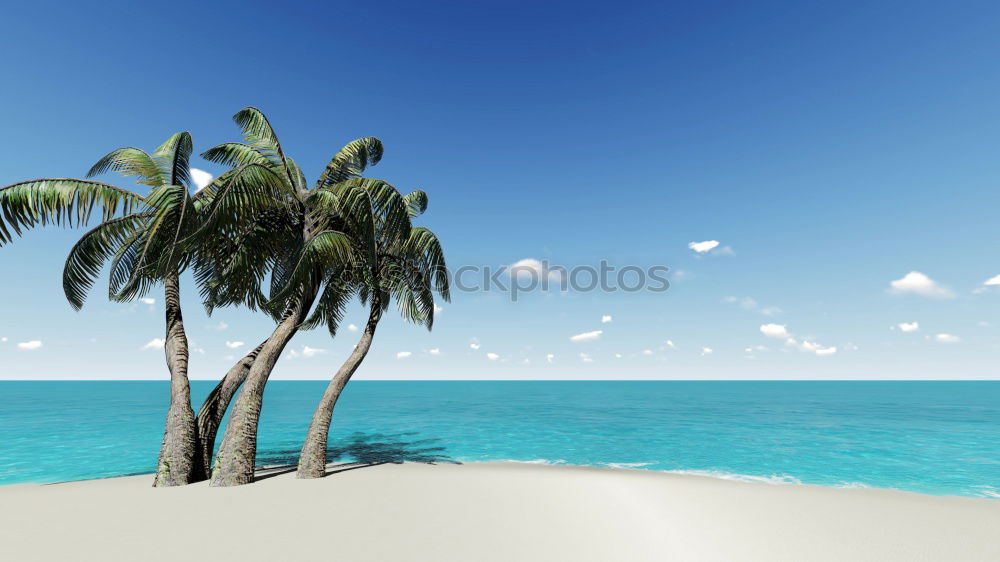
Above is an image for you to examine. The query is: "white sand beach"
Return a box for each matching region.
[1,462,998,562]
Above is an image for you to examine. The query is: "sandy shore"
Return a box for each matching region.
[1,462,998,561]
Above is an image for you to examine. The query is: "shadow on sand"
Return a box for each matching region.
[253,431,459,481]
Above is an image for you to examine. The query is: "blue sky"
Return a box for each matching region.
[1,1,999,379]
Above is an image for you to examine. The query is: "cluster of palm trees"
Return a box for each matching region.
[0,108,449,487]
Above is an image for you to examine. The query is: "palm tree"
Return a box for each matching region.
[198,107,407,486]
[0,133,205,486]
[296,189,449,478]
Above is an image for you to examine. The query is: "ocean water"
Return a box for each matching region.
[0,381,998,497]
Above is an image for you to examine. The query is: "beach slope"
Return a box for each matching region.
[1,462,998,561]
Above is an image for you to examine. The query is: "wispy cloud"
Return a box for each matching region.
[934,333,960,344]
[486,352,500,361]
[429,348,441,356]
[579,352,594,363]
[724,296,780,316]
[290,345,325,359]
[896,322,919,333]
[570,330,603,343]
[396,351,412,359]
[601,315,613,324]
[225,341,245,349]
[546,353,555,363]
[17,340,42,350]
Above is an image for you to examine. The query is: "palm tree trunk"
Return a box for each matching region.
[209,294,315,487]
[297,305,382,478]
[191,341,266,481]
[153,271,198,487]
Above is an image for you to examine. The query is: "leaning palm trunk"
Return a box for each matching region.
[192,341,266,481]
[297,305,382,478]
[210,296,315,487]
[153,271,198,487]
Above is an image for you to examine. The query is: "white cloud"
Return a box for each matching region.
[642,349,653,356]
[762,324,836,356]
[984,274,1000,286]
[215,321,229,331]
[396,351,412,359]
[601,315,613,324]
[509,258,564,284]
[141,338,164,350]
[140,297,156,305]
[701,347,713,356]
[799,340,837,356]
[760,324,790,339]
[17,340,43,350]
[897,322,919,333]
[486,352,500,361]
[570,330,603,343]
[759,306,781,316]
[615,353,623,359]
[347,324,358,332]
[1,337,7,343]
[434,304,444,315]
[688,240,719,253]
[745,345,769,353]
[934,333,960,344]
[889,271,954,298]
[191,168,213,191]
[429,348,441,356]
[546,353,555,363]
[225,341,245,349]
[288,345,327,359]
[470,343,481,350]
[579,352,594,363]
[664,339,676,349]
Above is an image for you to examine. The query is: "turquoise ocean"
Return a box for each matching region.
[0,381,997,497]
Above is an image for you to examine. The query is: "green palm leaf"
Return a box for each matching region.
[153,132,194,188]
[87,148,164,186]
[0,179,144,245]
[63,213,152,309]
[313,137,383,191]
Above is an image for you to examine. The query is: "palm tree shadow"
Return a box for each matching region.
[254,431,459,480]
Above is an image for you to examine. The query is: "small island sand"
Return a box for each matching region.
[1,462,998,561]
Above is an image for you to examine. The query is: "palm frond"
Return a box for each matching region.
[403,190,428,218]
[268,230,356,307]
[232,107,286,168]
[201,142,273,169]
[313,137,383,191]
[153,132,194,188]
[302,271,357,336]
[87,148,164,186]
[63,213,152,309]
[0,179,144,245]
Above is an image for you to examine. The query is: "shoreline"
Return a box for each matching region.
[26,459,999,500]
[3,461,999,561]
